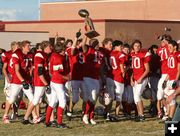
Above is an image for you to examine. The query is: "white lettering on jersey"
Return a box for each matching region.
[159,48,168,61]
[110,56,117,69]
[168,57,175,68]
[132,57,140,69]
[94,51,103,64]
[78,52,84,64]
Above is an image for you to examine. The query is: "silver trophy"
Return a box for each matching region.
[78,9,100,39]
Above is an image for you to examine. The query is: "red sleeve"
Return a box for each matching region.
[35,56,44,65]
[119,53,126,64]
[144,52,151,63]
[1,52,7,63]
[12,53,20,65]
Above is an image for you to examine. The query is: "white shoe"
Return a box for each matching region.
[67,112,72,117]
[82,114,89,124]
[162,115,168,121]
[90,119,96,125]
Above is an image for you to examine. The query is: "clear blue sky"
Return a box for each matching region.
[0,0,77,21]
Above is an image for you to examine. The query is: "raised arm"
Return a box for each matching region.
[82,35,88,53]
[71,29,82,55]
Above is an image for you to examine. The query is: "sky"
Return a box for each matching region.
[0,0,78,21]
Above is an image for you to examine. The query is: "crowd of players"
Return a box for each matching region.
[1,31,179,128]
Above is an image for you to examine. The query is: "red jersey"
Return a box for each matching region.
[167,51,180,80]
[50,52,66,84]
[131,51,151,81]
[83,46,104,79]
[1,50,13,75]
[108,51,126,83]
[157,44,170,74]
[11,49,31,84]
[33,51,50,86]
[66,47,84,80]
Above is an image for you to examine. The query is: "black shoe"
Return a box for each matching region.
[56,123,69,129]
[166,117,172,121]
[109,116,118,122]
[125,115,132,120]
[139,115,145,121]
[50,121,57,127]
[21,119,32,125]
[45,123,50,128]
[135,115,145,122]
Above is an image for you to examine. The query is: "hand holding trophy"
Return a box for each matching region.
[78,9,100,39]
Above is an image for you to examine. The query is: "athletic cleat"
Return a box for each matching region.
[56,124,69,129]
[66,112,72,121]
[162,115,169,121]
[45,123,50,128]
[106,115,110,121]
[106,114,118,122]
[110,116,118,122]
[82,114,89,124]
[50,121,57,127]
[135,115,145,122]
[125,115,132,120]
[66,112,72,117]
[139,115,145,121]
[90,119,96,125]
[3,115,10,124]
[21,119,32,125]
[166,117,172,121]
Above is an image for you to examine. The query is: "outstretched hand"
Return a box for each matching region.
[76,29,81,38]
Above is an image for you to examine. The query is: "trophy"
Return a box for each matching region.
[78,9,100,39]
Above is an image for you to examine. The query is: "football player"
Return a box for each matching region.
[101,38,114,121]
[122,43,138,119]
[45,44,69,128]
[66,31,86,119]
[82,37,105,125]
[162,40,180,121]
[156,34,172,119]
[107,40,126,117]
[22,41,52,124]
[2,42,20,121]
[130,40,150,121]
[3,40,35,123]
